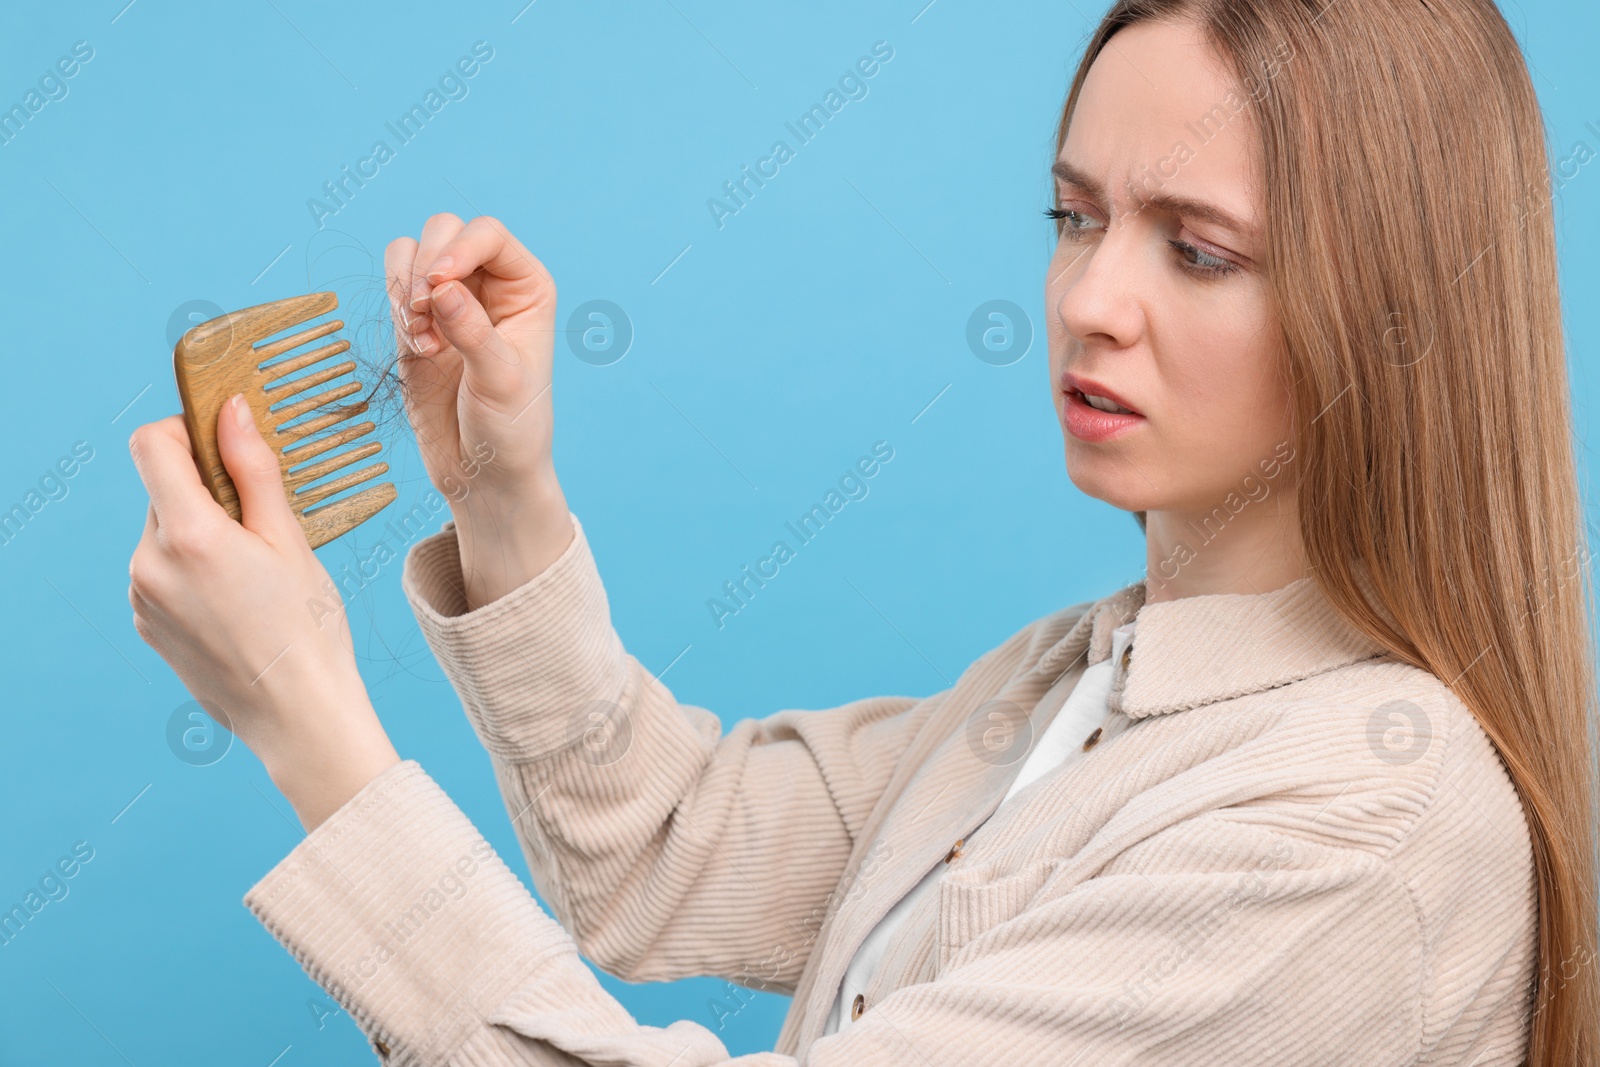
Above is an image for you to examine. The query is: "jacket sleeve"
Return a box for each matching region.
[396,512,974,992]
[241,760,1491,1067]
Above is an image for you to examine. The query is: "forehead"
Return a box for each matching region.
[1061,19,1262,228]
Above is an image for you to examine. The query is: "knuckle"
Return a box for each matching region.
[244,453,281,479]
[131,611,162,650]
[159,522,211,559]
[386,274,412,309]
[384,236,417,266]
[425,211,464,232]
[128,557,160,602]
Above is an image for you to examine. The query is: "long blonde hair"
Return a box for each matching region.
[1055,1,1599,1061]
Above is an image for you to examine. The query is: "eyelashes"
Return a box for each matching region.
[1169,238,1240,278]
[1043,206,1241,279]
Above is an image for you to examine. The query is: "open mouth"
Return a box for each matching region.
[1061,387,1145,442]
[1068,388,1139,416]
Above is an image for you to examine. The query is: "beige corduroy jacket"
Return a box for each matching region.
[244,512,1538,1066]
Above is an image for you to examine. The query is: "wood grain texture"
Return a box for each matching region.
[172,291,397,549]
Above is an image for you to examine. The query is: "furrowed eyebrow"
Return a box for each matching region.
[1051,159,1259,240]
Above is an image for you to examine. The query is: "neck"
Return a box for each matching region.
[1140,493,1311,604]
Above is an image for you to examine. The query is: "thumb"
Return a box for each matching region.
[217,393,303,546]
[427,280,527,402]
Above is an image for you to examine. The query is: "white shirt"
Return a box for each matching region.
[823,619,1138,1036]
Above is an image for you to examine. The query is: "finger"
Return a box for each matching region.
[128,582,182,661]
[384,235,420,349]
[410,213,466,313]
[388,241,464,452]
[138,502,159,583]
[421,215,550,300]
[397,334,463,458]
[385,236,448,358]
[428,278,528,392]
[129,580,168,627]
[128,415,213,530]
[131,503,158,599]
[215,393,304,547]
[408,312,439,354]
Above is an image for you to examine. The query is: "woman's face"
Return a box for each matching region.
[1046,18,1292,520]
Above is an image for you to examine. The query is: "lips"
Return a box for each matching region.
[1060,371,1142,416]
[1059,370,1145,443]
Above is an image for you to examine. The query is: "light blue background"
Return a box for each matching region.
[0,1,1594,1063]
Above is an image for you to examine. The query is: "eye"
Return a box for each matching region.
[1044,206,1103,240]
[1168,237,1240,279]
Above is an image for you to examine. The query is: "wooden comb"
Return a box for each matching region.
[172,291,397,549]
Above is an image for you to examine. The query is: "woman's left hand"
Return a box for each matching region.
[128,395,401,831]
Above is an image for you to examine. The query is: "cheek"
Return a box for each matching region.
[1161,325,1290,478]
[1044,240,1084,307]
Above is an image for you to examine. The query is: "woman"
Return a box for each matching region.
[126,0,1597,1062]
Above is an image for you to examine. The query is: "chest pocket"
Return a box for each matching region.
[934,855,1055,974]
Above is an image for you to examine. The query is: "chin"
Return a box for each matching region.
[1062,444,1153,513]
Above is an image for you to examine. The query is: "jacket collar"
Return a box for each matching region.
[1037,568,1391,720]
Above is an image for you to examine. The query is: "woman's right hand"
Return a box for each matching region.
[385,213,575,610]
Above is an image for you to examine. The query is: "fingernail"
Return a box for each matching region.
[232,393,253,433]
[409,278,431,312]
[425,256,454,282]
[415,331,437,355]
[432,280,462,317]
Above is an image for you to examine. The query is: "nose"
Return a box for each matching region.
[1050,225,1146,350]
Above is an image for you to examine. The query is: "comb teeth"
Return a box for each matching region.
[255,318,344,363]
[294,461,392,509]
[262,338,352,387]
[172,291,397,549]
[281,402,371,446]
[272,379,365,427]
[287,440,384,492]
[283,420,378,463]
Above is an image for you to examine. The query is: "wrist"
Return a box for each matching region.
[448,462,565,530]
[451,473,574,611]
[261,690,402,833]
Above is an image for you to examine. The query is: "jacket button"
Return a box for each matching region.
[1121,644,1133,670]
[851,992,866,1020]
[1082,727,1103,751]
[943,838,964,863]
[373,1038,391,1057]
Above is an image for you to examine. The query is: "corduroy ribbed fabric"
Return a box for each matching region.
[824,619,1139,1038]
[243,511,1539,1066]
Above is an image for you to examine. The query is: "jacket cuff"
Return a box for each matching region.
[400,512,628,761]
[242,760,576,1066]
